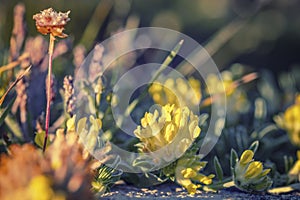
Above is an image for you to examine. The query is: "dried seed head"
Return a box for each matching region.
[33,7,70,38]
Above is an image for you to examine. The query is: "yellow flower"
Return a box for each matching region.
[27,175,58,200]
[0,143,93,200]
[288,150,300,182]
[149,77,202,109]
[174,155,214,194]
[134,104,200,161]
[182,168,198,178]
[205,71,250,124]
[186,183,199,194]
[33,8,70,38]
[274,94,300,146]
[233,150,272,192]
[244,161,263,179]
[206,71,234,96]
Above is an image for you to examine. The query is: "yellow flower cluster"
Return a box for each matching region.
[70,115,103,159]
[206,71,235,96]
[0,142,93,200]
[67,115,120,195]
[134,104,211,194]
[175,155,214,194]
[134,104,200,161]
[233,150,272,192]
[205,71,250,124]
[274,95,300,146]
[0,114,111,200]
[149,77,201,109]
[27,175,66,200]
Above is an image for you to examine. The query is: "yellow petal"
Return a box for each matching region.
[296,95,300,104]
[195,174,213,185]
[66,115,76,132]
[193,126,201,139]
[240,150,254,165]
[186,183,199,194]
[245,161,263,179]
[28,175,53,200]
[261,169,271,176]
[181,168,197,178]
[77,117,87,135]
[297,151,300,160]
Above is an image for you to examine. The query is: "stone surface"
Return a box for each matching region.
[100,182,300,200]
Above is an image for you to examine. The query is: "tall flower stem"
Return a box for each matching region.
[43,34,55,152]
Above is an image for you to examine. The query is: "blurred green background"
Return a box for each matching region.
[1,0,300,73]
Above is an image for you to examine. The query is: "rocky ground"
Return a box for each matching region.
[101,182,300,200]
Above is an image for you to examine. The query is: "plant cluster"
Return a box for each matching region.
[0,3,300,199]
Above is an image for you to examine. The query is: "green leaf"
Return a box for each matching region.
[132,155,157,172]
[34,131,50,149]
[283,155,294,173]
[77,117,87,135]
[4,114,23,139]
[150,40,184,83]
[214,156,224,181]
[0,97,16,127]
[248,140,259,154]
[230,148,238,169]
[198,113,209,126]
[0,66,31,106]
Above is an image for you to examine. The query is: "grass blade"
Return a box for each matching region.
[214,156,224,181]
[0,65,31,106]
[248,140,259,154]
[0,97,16,127]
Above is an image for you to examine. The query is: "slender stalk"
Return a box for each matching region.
[0,53,29,75]
[43,34,55,152]
[127,40,184,113]
[0,65,31,106]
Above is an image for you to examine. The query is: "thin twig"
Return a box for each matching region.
[0,53,29,75]
[0,65,32,106]
[200,72,258,108]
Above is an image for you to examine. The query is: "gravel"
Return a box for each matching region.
[100,182,300,200]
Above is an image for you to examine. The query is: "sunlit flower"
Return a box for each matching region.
[0,135,93,200]
[149,77,202,110]
[288,150,300,182]
[33,8,70,38]
[67,115,121,195]
[205,71,250,124]
[174,155,214,194]
[27,175,65,200]
[233,150,272,192]
[134,104,207,194]
[206,71,235,96]
[91,165,122,195]
[274,94,300,146]
[134,104,201,162]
